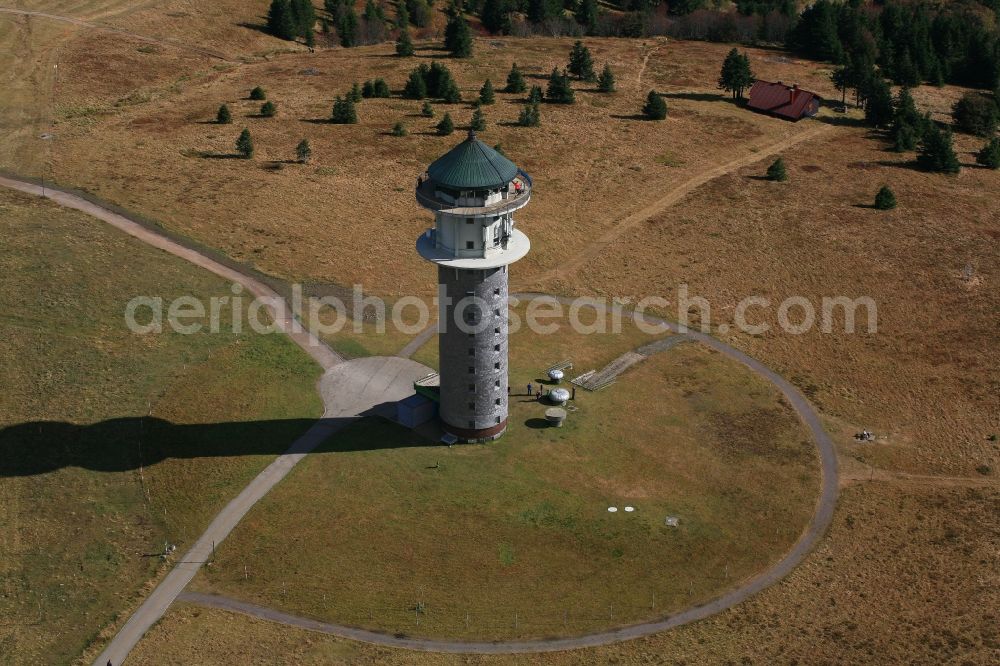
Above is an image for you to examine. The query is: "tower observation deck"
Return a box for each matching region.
[415,130,532,442]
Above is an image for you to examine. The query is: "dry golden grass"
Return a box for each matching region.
[128,481,1000,665]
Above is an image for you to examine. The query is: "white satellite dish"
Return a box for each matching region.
[607,506,618,512]
[624,506,635,512]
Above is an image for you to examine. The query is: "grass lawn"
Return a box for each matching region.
[195,330,819,640]
[0,188,323,664]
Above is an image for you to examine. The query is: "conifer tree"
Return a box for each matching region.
[373,79,391,97]
[874,185,897,210]
[421,100,435,117]
[890,88,923,152]
[260,100,278,117]
[481,0,511,35]
[338,7,358,47]
[863,76,894,128]
[236,128,254,158]
[250,86,267,101]
[441,79,462,103]
[395,0,409,28]
[575,0,598,35]
[290,0,316,38]
[362,80,376,98]
[392,121,408,136]
[917,125,960,174]
[597,63,615,93]
[396,28,414,56]
[546,69,575,104]
[976,138,1000,169]
[505,63,526,93]
[436,112,455,135]
[331,96,358,124]
[479,79,495,105]
[718,48,754,101]
[404,69,428,99]
[766,158,787,181]
[349,82,363,103]
[217,104,232,124]
[444,12,473,58]
[470,107,486,131]
[952,93,999,137]
[568,41,596,82]
[642,90,667,120]
[296,138,312,163]
[518,101,540,127]
[267,0,296,41]
[528,85,543,104]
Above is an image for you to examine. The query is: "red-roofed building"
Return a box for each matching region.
[747,80,821,121]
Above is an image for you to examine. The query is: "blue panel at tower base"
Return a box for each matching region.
[397,394,437,428]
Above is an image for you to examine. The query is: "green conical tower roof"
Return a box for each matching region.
[427,130,518,190]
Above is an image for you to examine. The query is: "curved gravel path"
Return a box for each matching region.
[2,174,837,661]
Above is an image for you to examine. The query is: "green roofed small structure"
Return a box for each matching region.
[426,130,519,190]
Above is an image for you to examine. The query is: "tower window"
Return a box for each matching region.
[468,366,474,373]
[494,344,501,351]
[468,348,475,356]
[493,288,501,296]
[495,416,501,424]
[469,383,475,391]
[494,362,501,369]
[495,398,501,405]
[494,327,500,335]
[466,241,474,249]
[466,218,474,224]
[468,402,475,410]
[495,380,501,388]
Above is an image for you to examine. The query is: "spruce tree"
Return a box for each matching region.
[444,13,473,58]
[506,63,526,93]
[362,80,376,98]
[766,158,788,181]
[470,107,486,131]
[404,69,428,99]
[917,125,960,174]
[267,0,296,41]
[518,101,540,127]
[331,96,358,124]
[481,0,511,35]
[392,121,408,136]
[718,48,754,101]
[349,82,363,103]
[296,138,312,163]
[575,0,598,35]
[479,79,495,105]
[597,63,615,93]
[421,100,435,117]
[546,69,575,104]
[874,185,897,210]
[260,100,278,117]
[568,41,596,82]
[217,104,232,124]
[250,86,267,101]
[863,77,894,128]
[830,65,849,106]
[373,79,391,98]
[642,90,667,120]
[976,138,1000,169]
[436,112,455,135]
[952,93,1000,137]
[396,28,414,56]
[338,7,358,47]
[528,85,543,104]
[236,128,254,159]
[290,0,316,38]
[890,88,922,152]
[395,0,409,28]
[441,79,462,103]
